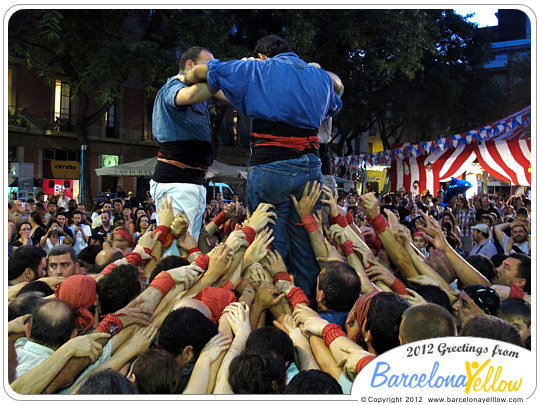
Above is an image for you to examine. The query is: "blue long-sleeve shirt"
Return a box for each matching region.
[206,52,342,130]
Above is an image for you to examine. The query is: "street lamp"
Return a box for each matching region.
[80,145,87,204]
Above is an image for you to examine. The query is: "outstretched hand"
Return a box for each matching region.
[246,203,277,233]
[291,181,322,219]
[157,194,175,228]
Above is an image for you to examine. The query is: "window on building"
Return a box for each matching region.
[105,105,118,138]
[102,154,119,168]
[54,80,71,130]
[43,149,80,161]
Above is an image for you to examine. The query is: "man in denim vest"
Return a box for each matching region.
[151,47,229,250]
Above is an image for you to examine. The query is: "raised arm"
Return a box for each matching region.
[361,193,418,279]
[10,333,110,395]
[418,211,490,287]
[184,64,209,84]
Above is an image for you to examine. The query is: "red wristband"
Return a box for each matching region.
[187,247,201,255]
[97,313,123,336]
[322,323,346,347]
[301,214,318,233]
[149,271,175,296]
[242,226,256,244]
[356,355,376,374]
[144,247,157,262]
[286,287,310,310]
[509,285,525,299]
[390,278,410,296]
[341,240,355,256]
[222,280,234,291]
[273,272,292,284]
[125,252,142,267]
[101,263,117,275]
[329,214,348,228]
[346,213,354,225]
[368,213,388,234]
[213,211,229,227]
[155,225,173,248]
[194,254,210,270]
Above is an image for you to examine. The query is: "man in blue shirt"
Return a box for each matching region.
[151,47,229,248]
[185,35,343,297]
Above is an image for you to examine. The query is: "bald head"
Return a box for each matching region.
[173,298,213,321]
[95,247,125,272]
[399,303,457,345]
[30,300,76,350]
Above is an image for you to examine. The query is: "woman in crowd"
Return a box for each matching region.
[11,221,33,252]
[39,218,73,253]
[29,211,47,246]
[133,215,151,244]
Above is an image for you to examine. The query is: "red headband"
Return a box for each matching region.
[113,228,133,246]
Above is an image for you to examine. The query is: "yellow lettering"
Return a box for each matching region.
[464,360,491,394]
[464,361,522,394]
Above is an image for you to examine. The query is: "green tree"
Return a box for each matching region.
[9,9,182,207]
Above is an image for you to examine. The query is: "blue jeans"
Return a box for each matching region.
[247,154,322,298]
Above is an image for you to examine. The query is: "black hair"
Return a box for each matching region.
[490,253,507,269]
[466,254,496,283]
[8,245,46,281]
[30,211,45,227]
[77,369,138,394]
[45,217,60,229]
[18,280,54,298]
[400,303,457,344]
[8,292,46,321]
[284,370,343,394]
[365,292,410,355]
[30,300,76,350]
[509,253,531,294]
[245,326,295,366]
[318,261,361,312]
[407,283,452,313]
[228,350,287,394]
[132,349,181,394]
[254,35,292,58]
[149,255,190,283]
[459,314,524,347]
[96,264,141,316]
[78,244,103,273]
[158,307,218,359]
[178,46,211,72]
[497,298,531,327]
[48,244,78,265]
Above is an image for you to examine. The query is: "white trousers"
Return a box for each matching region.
[149,180,206,257]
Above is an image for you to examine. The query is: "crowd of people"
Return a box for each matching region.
[7,34,532,395]
[7,181,532,395]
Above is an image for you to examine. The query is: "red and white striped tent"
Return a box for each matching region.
[390,106,531,193]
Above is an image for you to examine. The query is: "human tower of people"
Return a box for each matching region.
[7,35,531,395]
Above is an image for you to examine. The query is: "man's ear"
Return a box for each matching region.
[70,328,78,340]
[176,345,194,368]
[184,59,195,71]
[23,268,35,282]
[516,278,527,289]
[364,329,373,346]
[128,372,137,385]
[317,289,325,306]
[25,319,32,339]
[257,53,268,60]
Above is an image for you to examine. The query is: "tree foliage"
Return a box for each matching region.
[9,8,530,189]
